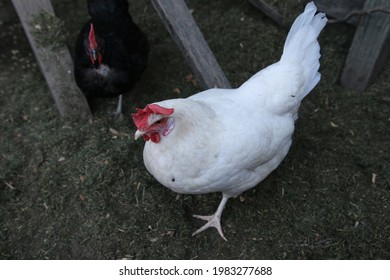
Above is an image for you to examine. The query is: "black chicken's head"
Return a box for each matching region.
[85,23,103,67]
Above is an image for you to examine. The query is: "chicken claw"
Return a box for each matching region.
[113,94,123,117]
[192,195,229,241]
[192,214,226,241]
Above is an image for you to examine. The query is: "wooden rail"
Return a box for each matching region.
[151,0,231,89]
[11,0,91,119]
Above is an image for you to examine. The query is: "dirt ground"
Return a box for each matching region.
[0,0,389,259]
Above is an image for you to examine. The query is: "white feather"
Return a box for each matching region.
[137,2,327,238]
[142,2,327,196]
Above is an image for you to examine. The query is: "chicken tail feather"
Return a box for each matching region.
[281,2,327,98]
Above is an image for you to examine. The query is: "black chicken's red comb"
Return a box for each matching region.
[88,23,98,49]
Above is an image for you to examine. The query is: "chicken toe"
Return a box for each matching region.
[192,195,229,241]
[192,214,226,241]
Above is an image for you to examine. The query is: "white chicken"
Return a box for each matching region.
[132,2,327,240]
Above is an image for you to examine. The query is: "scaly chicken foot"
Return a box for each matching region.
[113,94,123,117]
[192,195,229,241]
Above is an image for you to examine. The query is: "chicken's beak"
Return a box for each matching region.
[134,129,145,140]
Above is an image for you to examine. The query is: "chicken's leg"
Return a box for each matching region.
[114,94,123,117]
[192,194,229,241]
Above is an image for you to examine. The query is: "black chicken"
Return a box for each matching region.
[74,0,149,116]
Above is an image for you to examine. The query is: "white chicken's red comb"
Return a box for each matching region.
[132,104,174,130]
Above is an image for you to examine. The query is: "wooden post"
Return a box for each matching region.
[340,0,390,91]
[151,0,231,89]
[247,0,287,28]
[11,0,92,119]
[315,0,365,26]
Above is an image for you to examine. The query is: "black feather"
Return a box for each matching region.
[74,0,149,99]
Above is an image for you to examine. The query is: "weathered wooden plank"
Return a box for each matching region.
[11,0,91,119]
[247,0,287,28]
[151,0,231,89]
[340,0,390,91]
[315,0,365,26]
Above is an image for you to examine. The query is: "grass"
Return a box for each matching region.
[31,11,68,51]
[0,0,389,259]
